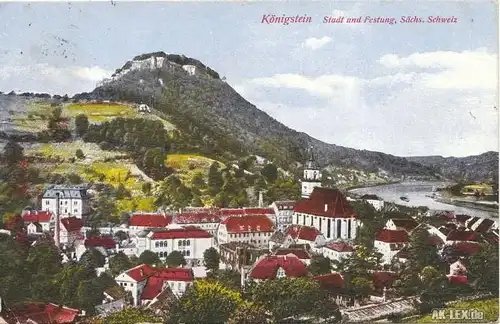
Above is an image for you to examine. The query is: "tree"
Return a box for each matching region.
[215,269,241,291]
[141,182,152,195]
[468,242,499,295]
[249,277,338,322]
[406,225,441,272]
[169,280,243,324]
[261,163,278,183]
[94,308,161,324]
[75,149,85,160]
[208,162,223,194]
[3,140,24,165]
[109,252,132,276]
[139,250,161,266]
[0,234,29,303]
[165,250,187,267]
[191,195,204,207]
[79,248,106,268]
[203,247,220,273]
[308,254,332,276]
[26,240,63,302]
[51,107,62,121]
[75,114,89,137]
[227,301,267,324]
[119,212,130,225]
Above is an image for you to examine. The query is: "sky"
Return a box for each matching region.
[0,1,498,157]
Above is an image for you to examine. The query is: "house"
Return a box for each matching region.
[58,217,84,246]
[268,231,286,251]
[359,194,385,211]
[22,210,53,232]
[322,241,355,262]
[217,215,275,248]
[134,224,214,267]
[471,218,495,234]
[293,187,360,241]
[129,212,173,232]
[448,242,481,256]
[270,201,296,231]
[83,235,117,258]
[445,230,479,245]
[273,247,312,265]
[219,242,267,270]
[384,218,418,233]
[41,184,90,219]
[374,229,409,263]
[449,259,467,276]
[27,222,43,235]
[174,211,221,237]
[3,302,81,324]
[247,254,309,282]
[284,225,326,252]
[115,264,194,306]
[137,103,151,113]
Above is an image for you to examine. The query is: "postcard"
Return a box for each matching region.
[0,1,498,323]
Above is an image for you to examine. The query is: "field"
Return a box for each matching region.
[166,153,223,183]
[25,141,126,160]
[416,298,499,323]
[63,102,138,123]
[11,101,54,132]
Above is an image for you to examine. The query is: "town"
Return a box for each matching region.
[0,144,498,324]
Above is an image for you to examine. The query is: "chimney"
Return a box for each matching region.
[258,191,264,208]
[324,204,328,212]
[55,192,61,249]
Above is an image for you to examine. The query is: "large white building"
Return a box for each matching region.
[217,215,275,248]
[270,201,296,232]
[301,146,322,199]
[293,187,360,241]
[41,185,91,219]
[133,224,214,267]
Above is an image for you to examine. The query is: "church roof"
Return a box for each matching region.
[294,188,359,219]
[304,145,319,169]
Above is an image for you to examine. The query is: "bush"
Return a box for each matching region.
[75,149,85,159]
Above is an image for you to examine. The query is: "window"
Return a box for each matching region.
[319,218,322,231]
[327,219,331,239]
[74,201,78,205]
[164,241,167,247]
[160,241,164,248]
[155,242,159,248]
[73,209,78,213]
[337,219,342,238]
[186,250,190,256]
[45,201,49,205]
[347,220,352,239]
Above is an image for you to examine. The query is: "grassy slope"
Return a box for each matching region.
[416,298,499,323]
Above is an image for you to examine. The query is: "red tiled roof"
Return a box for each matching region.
[447,275,468,285]
[455,214,471,225]
[375,230,409,243]
[243,208,275,215]
[313,272,344,288]
[249,255,308,280]
[220,208,246,217]
[274,248,311,260]
[125,264,156,282]
[84,235,116,249]
[220,208,275,217]
[150,226,212,239]
[129,213,173,227]
[325,241,355,252]
[294,188,358,219]
[274,201,296,209]
[372,271,397,290]
[483,232,499,244]
[474,219,494,233]
[141,276,164,300]
[60,217,84,232]
[285,225,321,242]
[9,303,79,324]
[446,230,479,242]
[175,212,221,224]
[136,267,194,300]
[451,242,481,255]
[221,215,274,233]
[22,210,52,223]
[154,267,194,282]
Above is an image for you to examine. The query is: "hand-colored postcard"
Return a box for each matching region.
[0,1,498,323]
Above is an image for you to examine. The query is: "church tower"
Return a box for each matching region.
[301,145,322,198]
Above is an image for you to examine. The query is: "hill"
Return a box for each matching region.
[407,151,498,182]
[75,51,443,180]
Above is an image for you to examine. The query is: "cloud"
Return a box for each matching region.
[302,36,332,51]
[235,49,498,156]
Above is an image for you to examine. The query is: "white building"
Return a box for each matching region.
[322,241,355,262]
[128,212,173,234]
[115,264,194,306]
[22,210,53,232]
[41,184,90,219]
[133,224,214,267]
[359,194,385,211]
[217,215,275,248]
[270,201,296,232]
[301,146,322,199]
[174,211,221,237]
[293,187,360,241]
[374,229,409,264]
[283,225,326,252]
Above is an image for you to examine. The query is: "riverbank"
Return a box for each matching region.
[434,197,499,215]
[344,180,401,191]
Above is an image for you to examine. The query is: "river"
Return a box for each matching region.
[349,181,497,219]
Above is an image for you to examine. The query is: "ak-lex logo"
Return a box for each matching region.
[431,308,485,321]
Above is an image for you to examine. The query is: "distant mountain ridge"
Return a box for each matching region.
[1,51,497,183]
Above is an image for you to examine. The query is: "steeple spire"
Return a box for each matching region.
[305,145,318,169]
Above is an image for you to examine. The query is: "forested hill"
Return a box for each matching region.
[74,51,443,180]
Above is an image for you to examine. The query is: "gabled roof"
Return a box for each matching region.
[129,213,173,227]
[249,254,308,280]
[149,226,212,239]
[446,230,479,242]
[273,248,311,260]
[123,264,156,282]
[220,208,275,219]
[325,241,355,252]
[375,229,409,243]
[455,214,472,225]
[22,210,52,223]
[139,268,194,301]
[390,218,418,232]
[220,215,274,233]
[294,188,358,219]
[313,272,344,288]
[285,225,322,242]
[7,303,80,324]
[451,242,481,256]
[474,219,494,233]
[175,212,220,224]
[43,184,89,199]
[84,235,116,249]
[447,275,468,285]
[60,217,84,232]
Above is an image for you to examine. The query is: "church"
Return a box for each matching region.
[293,146,360,241]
